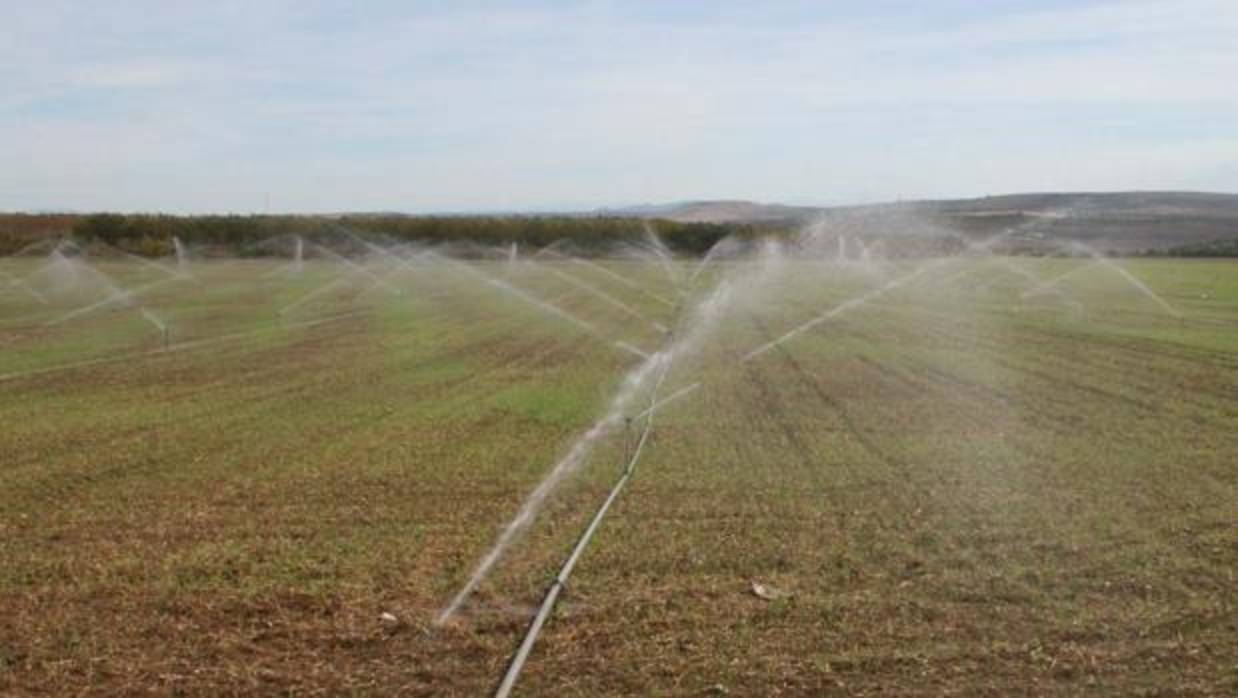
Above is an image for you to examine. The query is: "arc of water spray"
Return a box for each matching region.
[741,263,941,362]
[311,244,402,295]
[172,237,189,274]
[279,273,358,316]
[1069,242,1180,317]
[1020,261,1095,300]
[137,307,170,345]
[914,253,1083,316]
[439,231,1014,632]
[261,236,308,278]
[552,250,675,308]
[997,257,1043,288]
[144,253,189,280]
[530,239,570,260]
[351,255,431,303]
[492,319,688,698]
[452,233,1077,650]
[18,250,69,286]
[277,241,419,316]
[20,245,99,296]
[436,349,671,626]
[1,310,365,384]
[997,258,1085,315]
[631,381,700,421]
[742,229,1022,363]
[6,276,49,304]
[339,229,421,275]
[928,256,996,290]
[88,240,188,280]
[641,224,684,294]
[46,275,183,326]
[39,253,179,342]
[539,264,668,333]
[438,275,743,627]
[689,237,733,285]
[423,250,651,360]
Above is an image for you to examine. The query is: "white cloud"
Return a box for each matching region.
[1,0,1236,212]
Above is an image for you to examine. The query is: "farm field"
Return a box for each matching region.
[1,247,1235,695]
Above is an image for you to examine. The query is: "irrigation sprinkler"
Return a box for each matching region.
[489,301,689,697]
[623,416,633,463]
[493,381,666,698]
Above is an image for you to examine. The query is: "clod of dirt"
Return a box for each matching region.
[749,581,783,601]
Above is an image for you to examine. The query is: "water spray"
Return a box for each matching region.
[312,244,402,295]
[279,273,357,317]
[641,223,684,295]
[435,350,671,626]
[538,246,676,308]
[46,275,183,327]
[338,228,420,275]
[490,304,688,698]
[7,277,49,305]
[172,236,188,274]
[742,228,1021,362]
[1020,261,1095,300]
[424,250,652,360]
[437,283,738,629]
[1069,242,1180,317]
[631,381,700,420]
[0,310,366,384]
[998,257,1085,316]
[539,263,669,333]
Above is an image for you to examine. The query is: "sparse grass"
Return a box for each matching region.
[0,256,1234,695]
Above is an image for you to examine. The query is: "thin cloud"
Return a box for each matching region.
[1,0,1235,212]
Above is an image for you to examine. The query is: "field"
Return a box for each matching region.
[1,245,1235,695]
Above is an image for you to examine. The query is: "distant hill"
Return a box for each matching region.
[609,192,1238,253]
[602,200,822,223]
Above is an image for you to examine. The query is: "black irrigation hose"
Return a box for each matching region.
[493,319,684,697]
[492,416,655,697]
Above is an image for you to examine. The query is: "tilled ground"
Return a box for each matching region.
[1,257,1234,695]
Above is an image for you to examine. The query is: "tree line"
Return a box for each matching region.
[4,212,1233,258]
[0,212,763,257]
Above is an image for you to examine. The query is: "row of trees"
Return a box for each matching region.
[1154,238,1238,257]
[0,213,762,257]
[0,214,78,255]
[4,212,1234,258]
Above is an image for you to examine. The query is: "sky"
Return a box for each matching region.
[3,0,1237,213]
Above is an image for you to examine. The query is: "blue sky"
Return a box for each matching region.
[3,1,1236,213]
